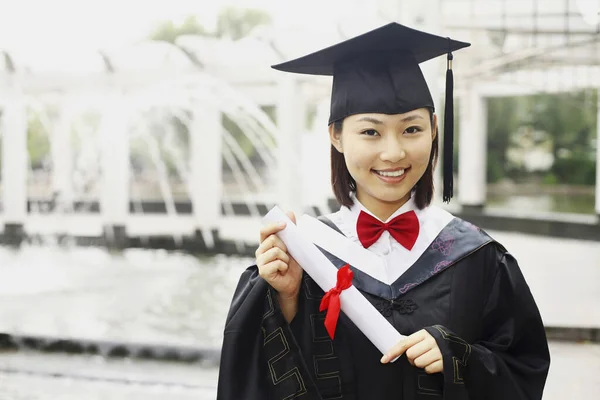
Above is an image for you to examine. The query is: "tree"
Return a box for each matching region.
[530,90,596,161]
[215,7,272,40]
[486,96,522,182]
[149,8,272,43]
[481,89,597,186]
[149,16,207,43]
[530,89,597,185]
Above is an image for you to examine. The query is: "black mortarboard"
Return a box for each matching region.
[271,23,470,202]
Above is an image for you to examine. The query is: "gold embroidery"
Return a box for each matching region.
[433,325,471,384]
[262,289,308,399]
[264,327,307,398]
[310,313,343,399]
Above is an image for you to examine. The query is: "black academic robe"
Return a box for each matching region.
[217,217,550,399]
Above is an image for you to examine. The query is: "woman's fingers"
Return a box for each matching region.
[380,331,425,363]
[258,212,295,243]
[258,259,289,278]
[285,211,296,224]
[255,233,289,259]
[259,222,286,243]
[424,360,443,374]
[257,246,290,268]
[405,336,435,365]
[413,348,442,369]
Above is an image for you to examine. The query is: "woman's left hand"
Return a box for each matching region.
[380,329,444,374]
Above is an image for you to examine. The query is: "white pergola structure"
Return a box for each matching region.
[0,0,598,246]
[0,42,235,244]
[441,0,600,214]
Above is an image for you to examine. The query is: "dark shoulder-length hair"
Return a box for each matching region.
[330,109,438,210]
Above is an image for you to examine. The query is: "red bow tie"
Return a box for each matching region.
[356,210,420,250]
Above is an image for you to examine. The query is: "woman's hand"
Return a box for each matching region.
[255,212,303,321]
[381,329,444,374]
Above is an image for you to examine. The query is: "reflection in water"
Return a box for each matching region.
[0,246,252,348]
[142,255,252,347]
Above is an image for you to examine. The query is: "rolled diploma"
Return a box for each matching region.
[263,206,404,356]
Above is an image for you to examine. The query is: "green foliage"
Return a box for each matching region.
[486,97,522,182]
[150,16,207,43]
[216,7,272,40]
[149,8,272,43]
[530,89,597,159]
[487,152,506,183]
[552,151,596,185]
[485,89,597,186]
[541,173,558,185]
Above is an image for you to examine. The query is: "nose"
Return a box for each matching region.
[379,136,406,163]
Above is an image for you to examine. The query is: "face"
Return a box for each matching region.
[329,108,437,219]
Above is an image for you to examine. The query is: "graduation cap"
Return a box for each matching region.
[272,23,470,203]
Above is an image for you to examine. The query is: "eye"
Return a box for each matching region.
[404,126,423,135]
[361,129,379,137]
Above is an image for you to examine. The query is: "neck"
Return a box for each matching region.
[356,192,411,221]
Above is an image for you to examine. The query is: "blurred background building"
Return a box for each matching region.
[0,0,598,398]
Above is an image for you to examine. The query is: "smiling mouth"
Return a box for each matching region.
[373,167,410,177]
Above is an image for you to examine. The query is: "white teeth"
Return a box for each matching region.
[376,169,405,177]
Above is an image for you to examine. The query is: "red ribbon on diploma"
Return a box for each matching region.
[319,264,354,339]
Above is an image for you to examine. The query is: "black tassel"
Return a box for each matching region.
[443,51,454,203]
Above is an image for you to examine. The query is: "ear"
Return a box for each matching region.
[431,113,438,141]
[329,124,343,153]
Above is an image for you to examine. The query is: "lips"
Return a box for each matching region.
[373,167,410,176]
[374,169,404,177]
[372,167,411,183]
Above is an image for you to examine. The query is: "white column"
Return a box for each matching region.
[276,76,305,215]
[302,98,332,215]
[100,90,129,229]
[1,82,28,225]
[596,92,600,215]
[190,103,222,246]
[458,87,487,207]
[51,103,73,212]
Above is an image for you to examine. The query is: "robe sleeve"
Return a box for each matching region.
[216,266,321,400]
[425,251,550,400]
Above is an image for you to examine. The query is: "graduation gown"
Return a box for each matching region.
[216,214,550,399]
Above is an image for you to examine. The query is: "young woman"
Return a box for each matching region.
[217,23,550,400]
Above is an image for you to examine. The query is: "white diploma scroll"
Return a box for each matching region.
[262,206,404,357]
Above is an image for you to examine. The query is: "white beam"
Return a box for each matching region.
[0,80,28,224]
[99,88,129,227]
[190,102,222,240]
[458,87,487,207]
[51,102,74,211]
[302,98,332,214]
[596,91,600,215]
[276,76,305,215]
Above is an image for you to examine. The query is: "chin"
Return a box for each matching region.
[368,189,411,205]
[356,177,413,205]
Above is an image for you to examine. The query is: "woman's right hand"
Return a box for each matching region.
[255,211,303,300]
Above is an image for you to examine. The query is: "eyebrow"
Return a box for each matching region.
[356,115,425,125]
[356,116,385,125]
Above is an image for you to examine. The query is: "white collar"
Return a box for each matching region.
[340,193,419,239]
[300,196,455,285]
